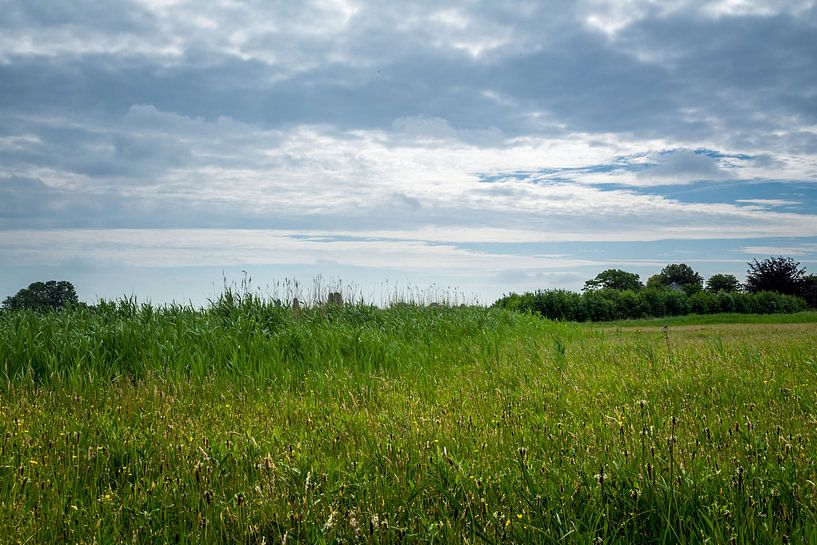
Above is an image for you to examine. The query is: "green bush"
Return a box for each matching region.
[715,291,736,313]
[690,291,716,314]
[579,290,614,321]
[495,287,807,321]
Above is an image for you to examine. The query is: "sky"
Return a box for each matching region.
[1,0,817,306]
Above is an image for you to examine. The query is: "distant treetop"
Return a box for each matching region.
[2,280,80,312]
[706,273,742,293]
[648,264,704,295]
[746,257,806,296]
[583,269,643,291]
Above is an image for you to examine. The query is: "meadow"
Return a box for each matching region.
[1,296,816,544]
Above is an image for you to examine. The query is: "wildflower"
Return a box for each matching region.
[322,510,336,531]
[349,514,360,539]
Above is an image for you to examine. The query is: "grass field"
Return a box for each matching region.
[1,299,816,544]
[600,311,817,328]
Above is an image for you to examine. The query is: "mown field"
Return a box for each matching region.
[1,299,816,544]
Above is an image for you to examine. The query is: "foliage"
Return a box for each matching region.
[746,256,807,297]
[803,275,817,308]
[657,263,704,294]
[690,290,717,314]
[645,273,666,289]
[495,288,806,321]
[1,280,79,312]
[1,302,816,543]
[706,273,742,293]
[583,268,643,291]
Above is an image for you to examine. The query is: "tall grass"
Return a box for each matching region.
[0,292,507,388]
[1,296,816,543]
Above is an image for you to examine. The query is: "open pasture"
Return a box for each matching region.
[1,301,816,544]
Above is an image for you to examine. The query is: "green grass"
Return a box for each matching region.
[600,311,817,328]
[1,299,816,543]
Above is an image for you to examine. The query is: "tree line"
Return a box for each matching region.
[495,256,817,321]
[3,257,816,319]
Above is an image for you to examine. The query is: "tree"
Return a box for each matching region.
[646,274,666,289]
[803,275,817,308]
[706,273,741,293]
[652,264,703,295]
[583,269,643,291]
[2,280,79,312]
[745,257,806,296]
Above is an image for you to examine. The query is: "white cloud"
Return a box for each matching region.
[633,150,731,185]
[0,1,534,71]
[702,0,815,18]
[741,243,817,257]
[582,0,815,39]
[736,199,800,207]
[0,229,598,273]
[4,105,817,243]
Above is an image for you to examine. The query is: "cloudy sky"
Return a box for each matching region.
[2,0,817,305]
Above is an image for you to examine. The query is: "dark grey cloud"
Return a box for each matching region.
[613,10,817,143]
[1,0,815,239]
[0,176,54,221]
[2,1,157,32]
[490,36,683,137]
[636,150,732,183]
[0,112,192,181]
[0,175,134,228]
[1,1,815,146]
